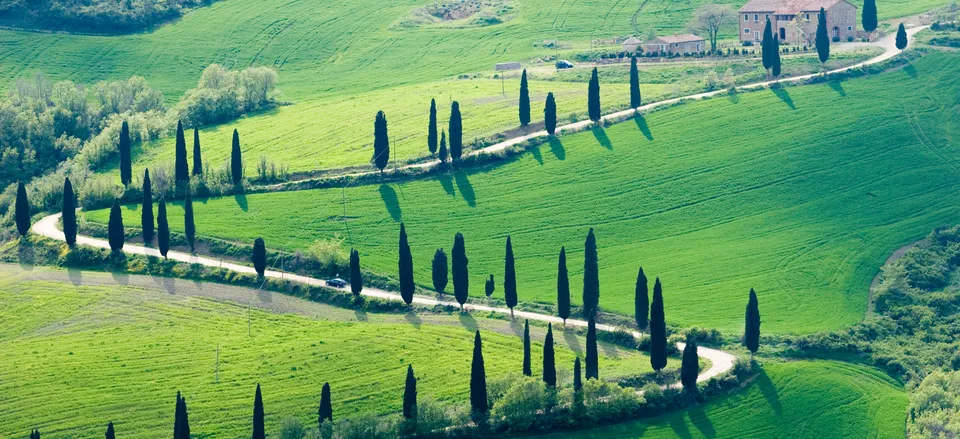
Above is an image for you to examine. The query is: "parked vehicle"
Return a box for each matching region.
[326,278,348,288]
[556,60,574,69]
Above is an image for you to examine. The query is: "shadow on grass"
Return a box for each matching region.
[67,266,83,285]
[378,184,402,222]
[634,115,654,141]
[904,63,918,78]
[453,172,476,207]
[592,127,613,150]
[17,239,34,270]
[668,414,694,439]
[755,369,783,415]
[509,318,524,337]
[458,311,477,332]
[562,327,583,355]
[438,173,455,196]
[772,85,796,110]
[234,193,248,212]
[404,310,421,328]
[828,81,846,97]
[530,144,543,165]
[548,138,566,160]
[689,405,716,438]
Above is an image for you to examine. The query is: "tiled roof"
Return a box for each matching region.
[651,34,704,44]
[739,0,848,14]
[622,36,642,45]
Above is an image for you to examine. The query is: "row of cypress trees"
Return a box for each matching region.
[422,100,465,164]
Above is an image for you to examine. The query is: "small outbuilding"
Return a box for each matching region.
[644,34,705,54]
[621,36,643,53]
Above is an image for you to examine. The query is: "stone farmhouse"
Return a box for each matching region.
[739,0,858,46]
[642,34,706,54]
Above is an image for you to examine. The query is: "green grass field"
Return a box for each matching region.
[533,360,908,438]
[0,265,670,438]
[88,51,960,334]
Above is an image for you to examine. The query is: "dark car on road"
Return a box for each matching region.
[326,278,347,288]
[556,60,574,69]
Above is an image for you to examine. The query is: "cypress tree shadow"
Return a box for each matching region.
[592,126,613,150]
[509,318,524,337]
[904,63,918,78]
[17,240,35,270]
[378,184,402,222]
[755,369,783,415]
[771,85,796,110]
[438,173,455,196]
[404,310,421,328]
[355,309,368,322]
[458,311,477,332]
[727,90,740,104]
[548,138,566,160]
[530,144,543,165]
[257,287,273,304]
[828,81,846,97]
[689,405,717,438]
[598,340,620,359]
[668,414,694,439]
[110,268,130,286]
[67,266,82,286]
[234,193,248,212]
[453,172,476,207]
[634,116,654,141]
[561,328,582,355]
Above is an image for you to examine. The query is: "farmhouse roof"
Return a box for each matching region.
[650,34,704,44]
[622,36,642,45]
[739,0,852,14]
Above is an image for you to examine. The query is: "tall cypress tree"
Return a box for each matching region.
[761,18,774,73]
[62,178,77,247]
[485,274,495,298]
[680,339,699,392]
[519,69,530,127]
[573,357,582,391]
[192,127,203,176]
[504,236,517,316]
[815,7,830,64]
[373,110,390,175]
[449,101,462,161]
[587,68,601,122]
[452,232,469,309]
[544,92,557,136]
[105,422,115,439]
[252,383,265,439]
[635,267,649,331]
[585,315,598,380]
[252,237,266,277]
[350,248,362,296]
[119,121,131,186]
[896,23,908,51]
[862,0,878,35]
[522,319,532,376]
[403,364,417,420]
[650,277,667,371]
[318,382,333,427]
[15,181,30,237]
[141,169,154,244]
[183,191,195,252]
[582,228,599,318]
[231,129,243,184]
[470,330,488,415]
[157,198,169,258]
[398,223,414,305]
[428,99,438,154]
[108,198,124,253]
[557,246,570,323]
[438,130,448,163]
[745,288,761,359]
[772,35,782,78]
[543,323,556,387]
[432,248,448,294]
[629,56,641,109]
[174,120,188,183]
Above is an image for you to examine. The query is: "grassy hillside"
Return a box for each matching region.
[0,265,667,438]
[534,361,908,439]
[88,51,960,334]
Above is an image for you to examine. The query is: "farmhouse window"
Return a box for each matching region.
[847,26,852,31]
[805,13,810,20]
[754,14,759,21]
[744,28,750,34]
[745,14,749,21]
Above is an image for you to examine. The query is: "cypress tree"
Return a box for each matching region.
[585,315,598,380]
[432,248,448,294]
[449,101,463,161]
[504,236,517,316]
[192,127,202,176]
[862,0,878,35]
[398,223,414,305]
[522,319,531,376]
[744,288,761,359]
[428,99,438,154]
[62,178,76,247]
[141,169,154,244]
[452,232,469,310]
[582,228,599,318]
[373,110,390,175]
[252,383,265,439]
[587,68,601,122]
[231,129,243,184]
[557,246,570,323]
[485,274,494,298]
[635,267,649,331]
[119,120,131,186]
[469,330,488,415]
[438,130,448,163]
[573,357,582,391]
[629,56,641,109]
[105,422,115,439]
[650,278,667,371]
[815,7,830,64]
[15,182,30,237]
[157,198,169,258]
[896,23,908,51]
[543,323,556,387]
[108,198,124,253]
[403,364,417,420]
[183,191,195,253]
[519,69,530,127]
[680,339,699,392]
[252,237,266,277]
[318,382,333,426]
[174,120,188,183]
[772,36,782,78]
[761,18,774,73]
[350,248,362,295]
[544,92,557,136]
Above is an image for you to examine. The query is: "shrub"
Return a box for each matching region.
[847,36,854,42]
[307,235,349,273]
[580,378,644,423]
[491,376,549,431]
[743,41,754,46]
[279,416,307,439]
[832,36,841,42]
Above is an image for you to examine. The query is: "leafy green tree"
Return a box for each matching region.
[253,383,265,439]
[761,18,774,73]
[452,232,469,309]
[582,228,599,318]
[432,248,448,294]
[816,7,830,64]
[470,330,488,415]
[543,323,556,387]
[519,69,530,126]
[522,319,532,376]
[772,35,782,78]
[630,56,641,109]
[108,198,124,253]
[635,267,648,331]
[192,127,202,176]
[586,315,598,379]
[650,277,667,371]
[252,238,267,277]
[896,23,908,51]
[862,0,878,35]
[399,223,414,305]
[157,198,169,258]
[175,120,189,183]
[745,288,761,358]
[485,274,495,298]
[504,236,517,316]
[373,110,390,175]
[350,248,362,296]
[587,68,601,122]
[428,99,438,154]
[557,246,570,323]
[449,102,463,161]
[15,182,30,237]
[62,178,77,247]
[544,92,557,136]
[183,192,195,252]
[105,422,115,439]
[119,121,131,186]
[141,169,154,244]
[681,339,699,392]
[231,129,243,184]
[403,365,417,420]
[439,130,448,163]
[318,382,333,427]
